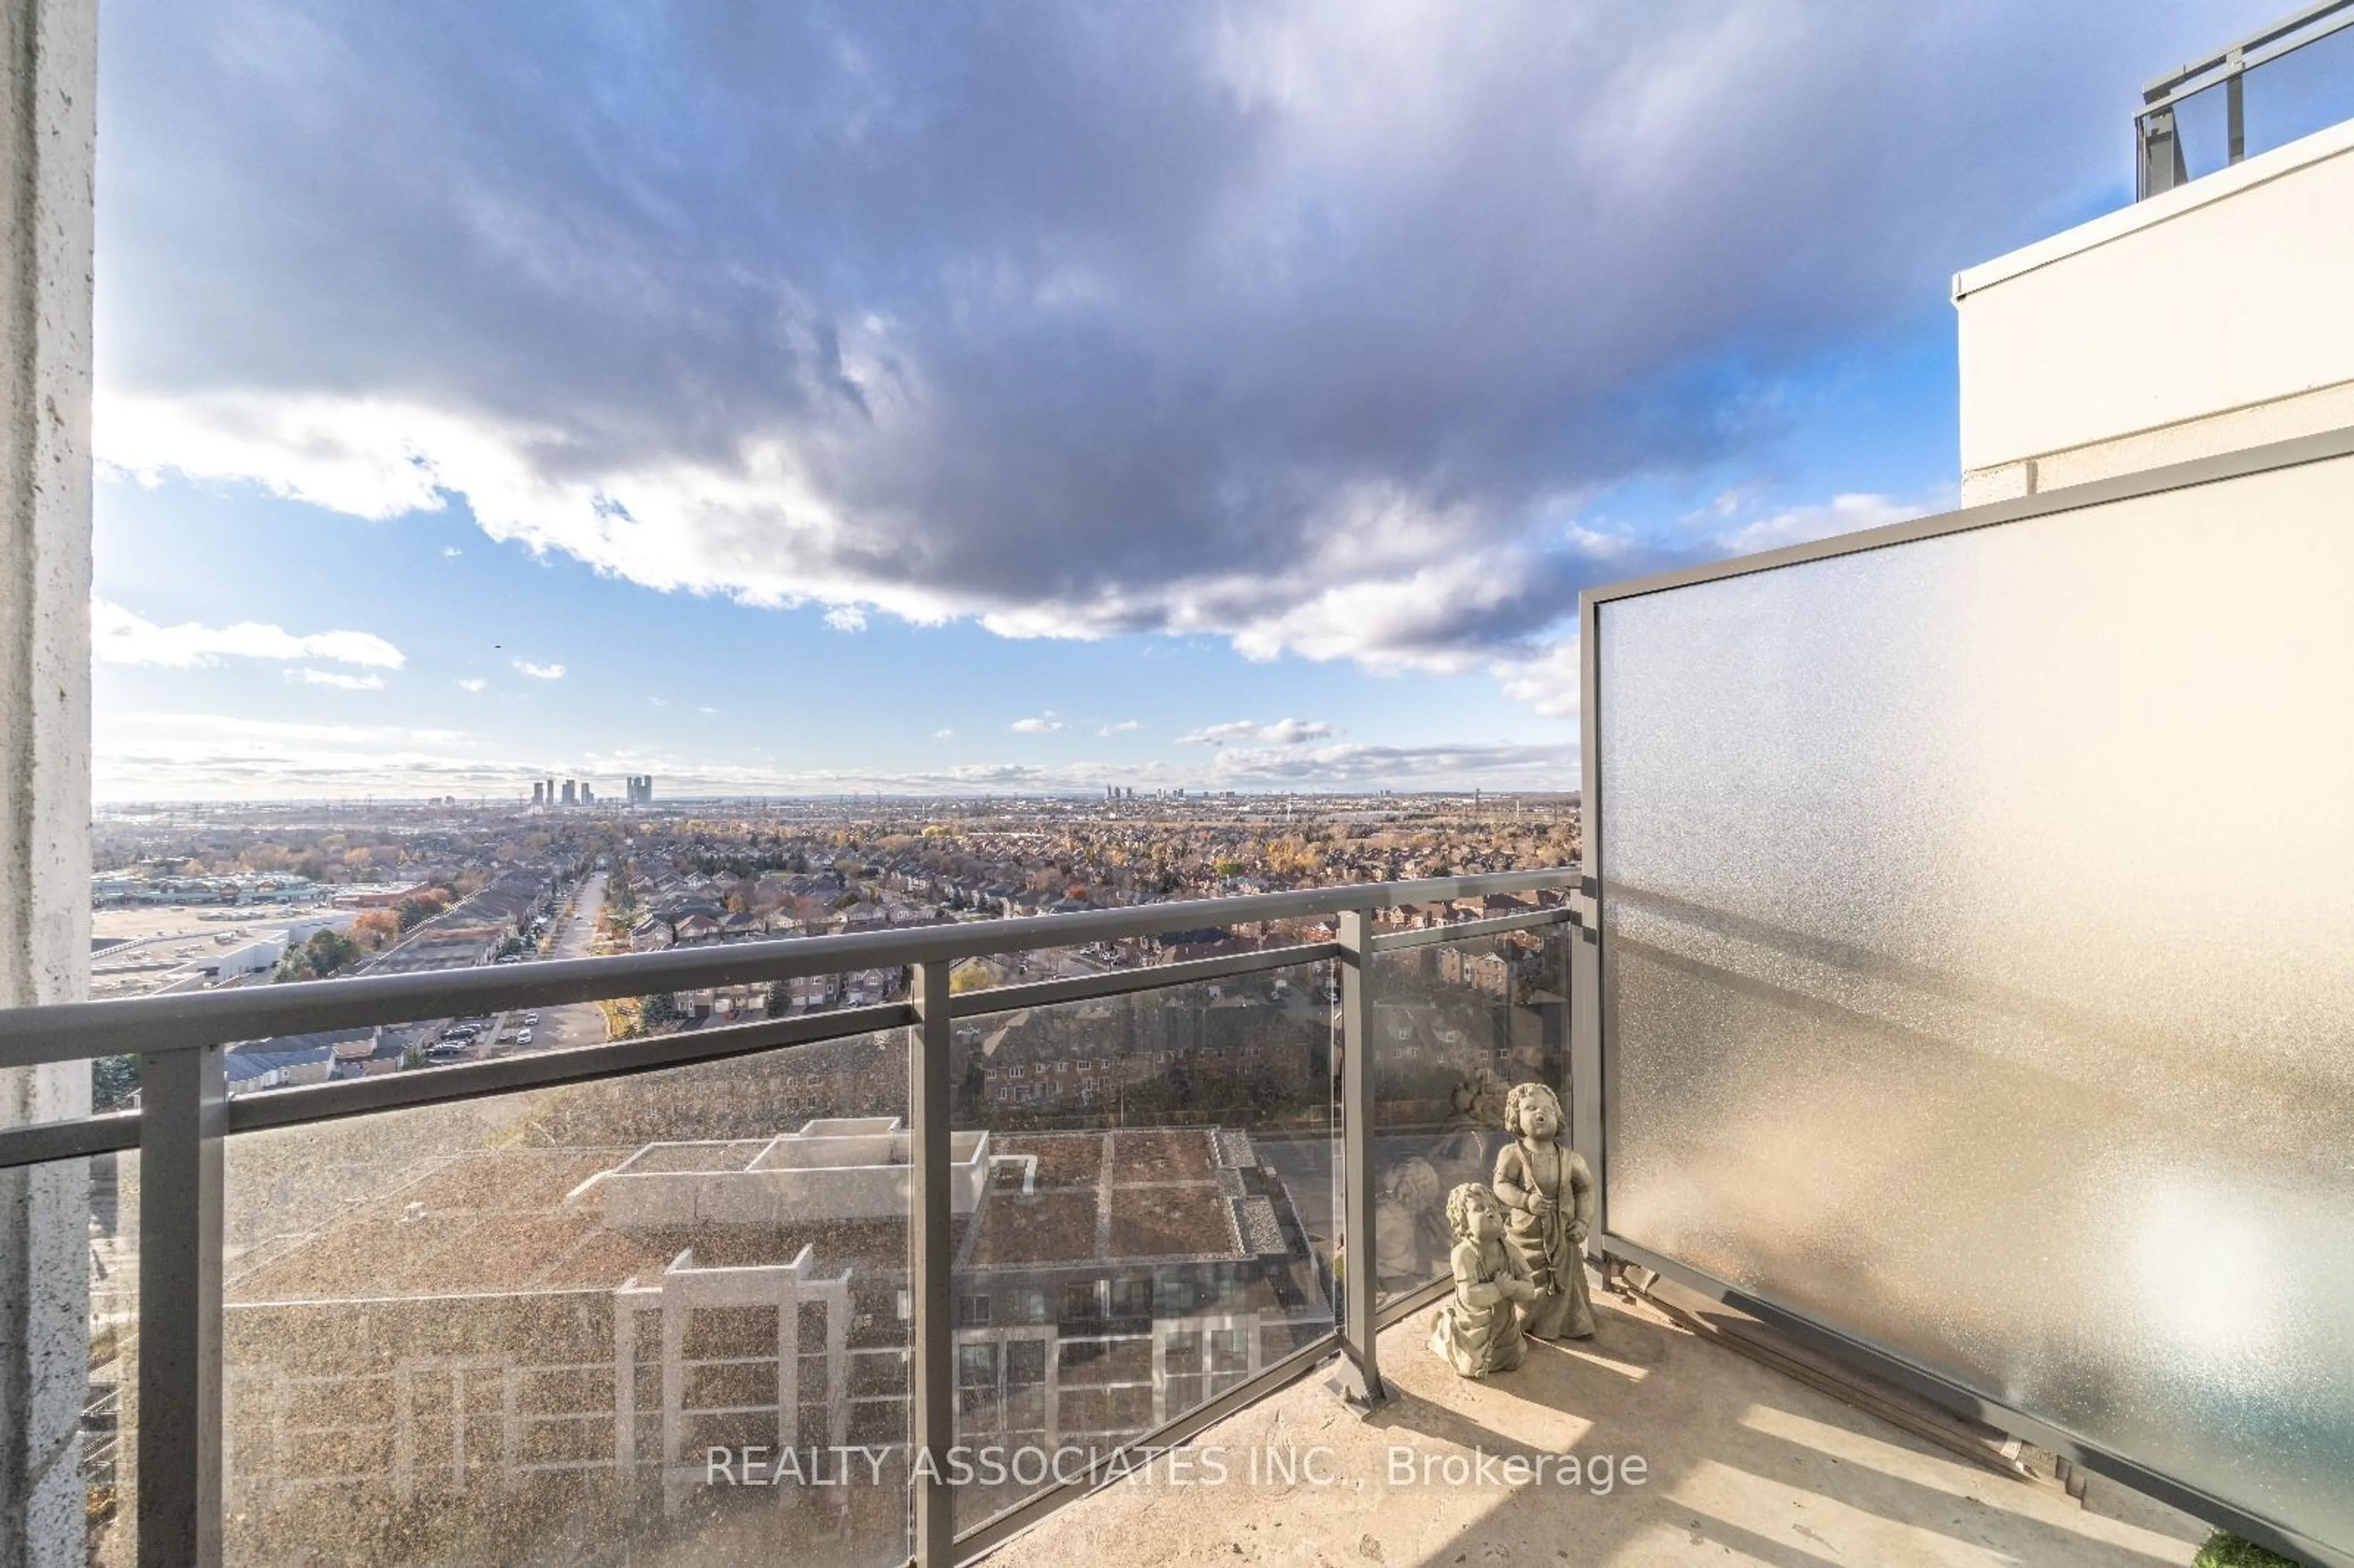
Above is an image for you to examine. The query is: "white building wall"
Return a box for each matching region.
[1955,116,2354,504]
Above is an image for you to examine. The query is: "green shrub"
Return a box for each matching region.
[2195,1532,2304,1568]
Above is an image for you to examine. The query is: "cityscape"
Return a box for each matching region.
[78,791,1574,1562]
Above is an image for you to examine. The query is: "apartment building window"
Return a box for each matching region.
[1062,1279,1107,1322]
[959,1342,1001,1429]
[958,1293,992,1328]
[1005,1339,1049,1432]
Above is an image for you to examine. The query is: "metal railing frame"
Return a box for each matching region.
[0,866,1581,1568]
[2135,0,2354,198]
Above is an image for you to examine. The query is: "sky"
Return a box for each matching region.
[86,0,2292,801]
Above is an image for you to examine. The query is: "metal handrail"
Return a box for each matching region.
[2140,0,2354,107]
[0,865,1572,1067]
[2135,0,2354,197]
[4,864,1582,1568]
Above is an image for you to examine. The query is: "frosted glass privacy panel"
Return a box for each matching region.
[1595,451,2354,1556]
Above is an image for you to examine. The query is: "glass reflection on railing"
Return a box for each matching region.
[1368,910,1571,1302]
[947,957,1338,1531]
[220,1029,913,1567]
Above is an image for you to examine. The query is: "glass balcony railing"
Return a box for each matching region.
[0,869,1580,1568]
[2136,0,2354,197]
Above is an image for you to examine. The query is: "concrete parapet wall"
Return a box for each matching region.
[1956,117,2354,503]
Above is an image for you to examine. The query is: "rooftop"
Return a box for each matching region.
[224,1125,1296,1304]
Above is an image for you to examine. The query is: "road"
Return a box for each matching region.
[408,872,611,1070]
[527,870,611,1052]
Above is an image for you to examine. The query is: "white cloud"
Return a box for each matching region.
[98,0,2213,693]
[512,659,566,679]
[287,668,386,691]
[1179,718,1336,747]
[934,728,953,739]
[1096,720,1140,737]
[1010,714,1062,734]
[441,545,463,558]
[697,706,717,715]
[109,712,465,746]
[456,677,487,691]
[91,705,1574,799]
[1208,741,1575,788]
[1489,638,1580,719]
[1712,492,1916,556]
[93,598,404,669]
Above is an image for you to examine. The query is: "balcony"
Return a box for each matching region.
[7,868,1601,1567]
[30,430,2354,1568]
[0,821,2233,1567]
[7,6,2354,1567]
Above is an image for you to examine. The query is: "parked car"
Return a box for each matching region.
[515,1029,534,1046]
[524,1012,539,1024]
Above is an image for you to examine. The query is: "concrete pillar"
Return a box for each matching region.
[0,0,98,1563]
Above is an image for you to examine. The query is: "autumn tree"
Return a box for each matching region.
[351,909,400,949]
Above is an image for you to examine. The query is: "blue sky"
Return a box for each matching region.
[86,1,2285,800]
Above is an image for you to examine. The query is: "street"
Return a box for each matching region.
[524,869,611,1052]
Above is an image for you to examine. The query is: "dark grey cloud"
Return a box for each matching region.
[95,0,2276,679]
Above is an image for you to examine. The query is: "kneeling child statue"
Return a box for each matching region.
[1428,1182,1536,1378]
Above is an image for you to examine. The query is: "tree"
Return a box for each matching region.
[351,909,400,950]
[304,927,359,974]
[641,991,682,1029]
[395,895,435,931]
[91,1055,139,1111]
[950,964,996,995]
[765,980,791,1016]
[276,925,360,983]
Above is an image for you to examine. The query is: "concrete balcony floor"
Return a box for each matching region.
[986,1288,2209,1568]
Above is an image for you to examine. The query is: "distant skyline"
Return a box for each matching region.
[89,1,2283,799]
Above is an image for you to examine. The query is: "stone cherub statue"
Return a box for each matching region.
[1427,1182,1536,1377]
[1426,1070,1506,1196]
[1492,1082,1597,1340]
[1373,1156,1449,1295]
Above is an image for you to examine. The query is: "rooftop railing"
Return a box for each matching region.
[0,866,1585,1567]
[2136,0,2354,197]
